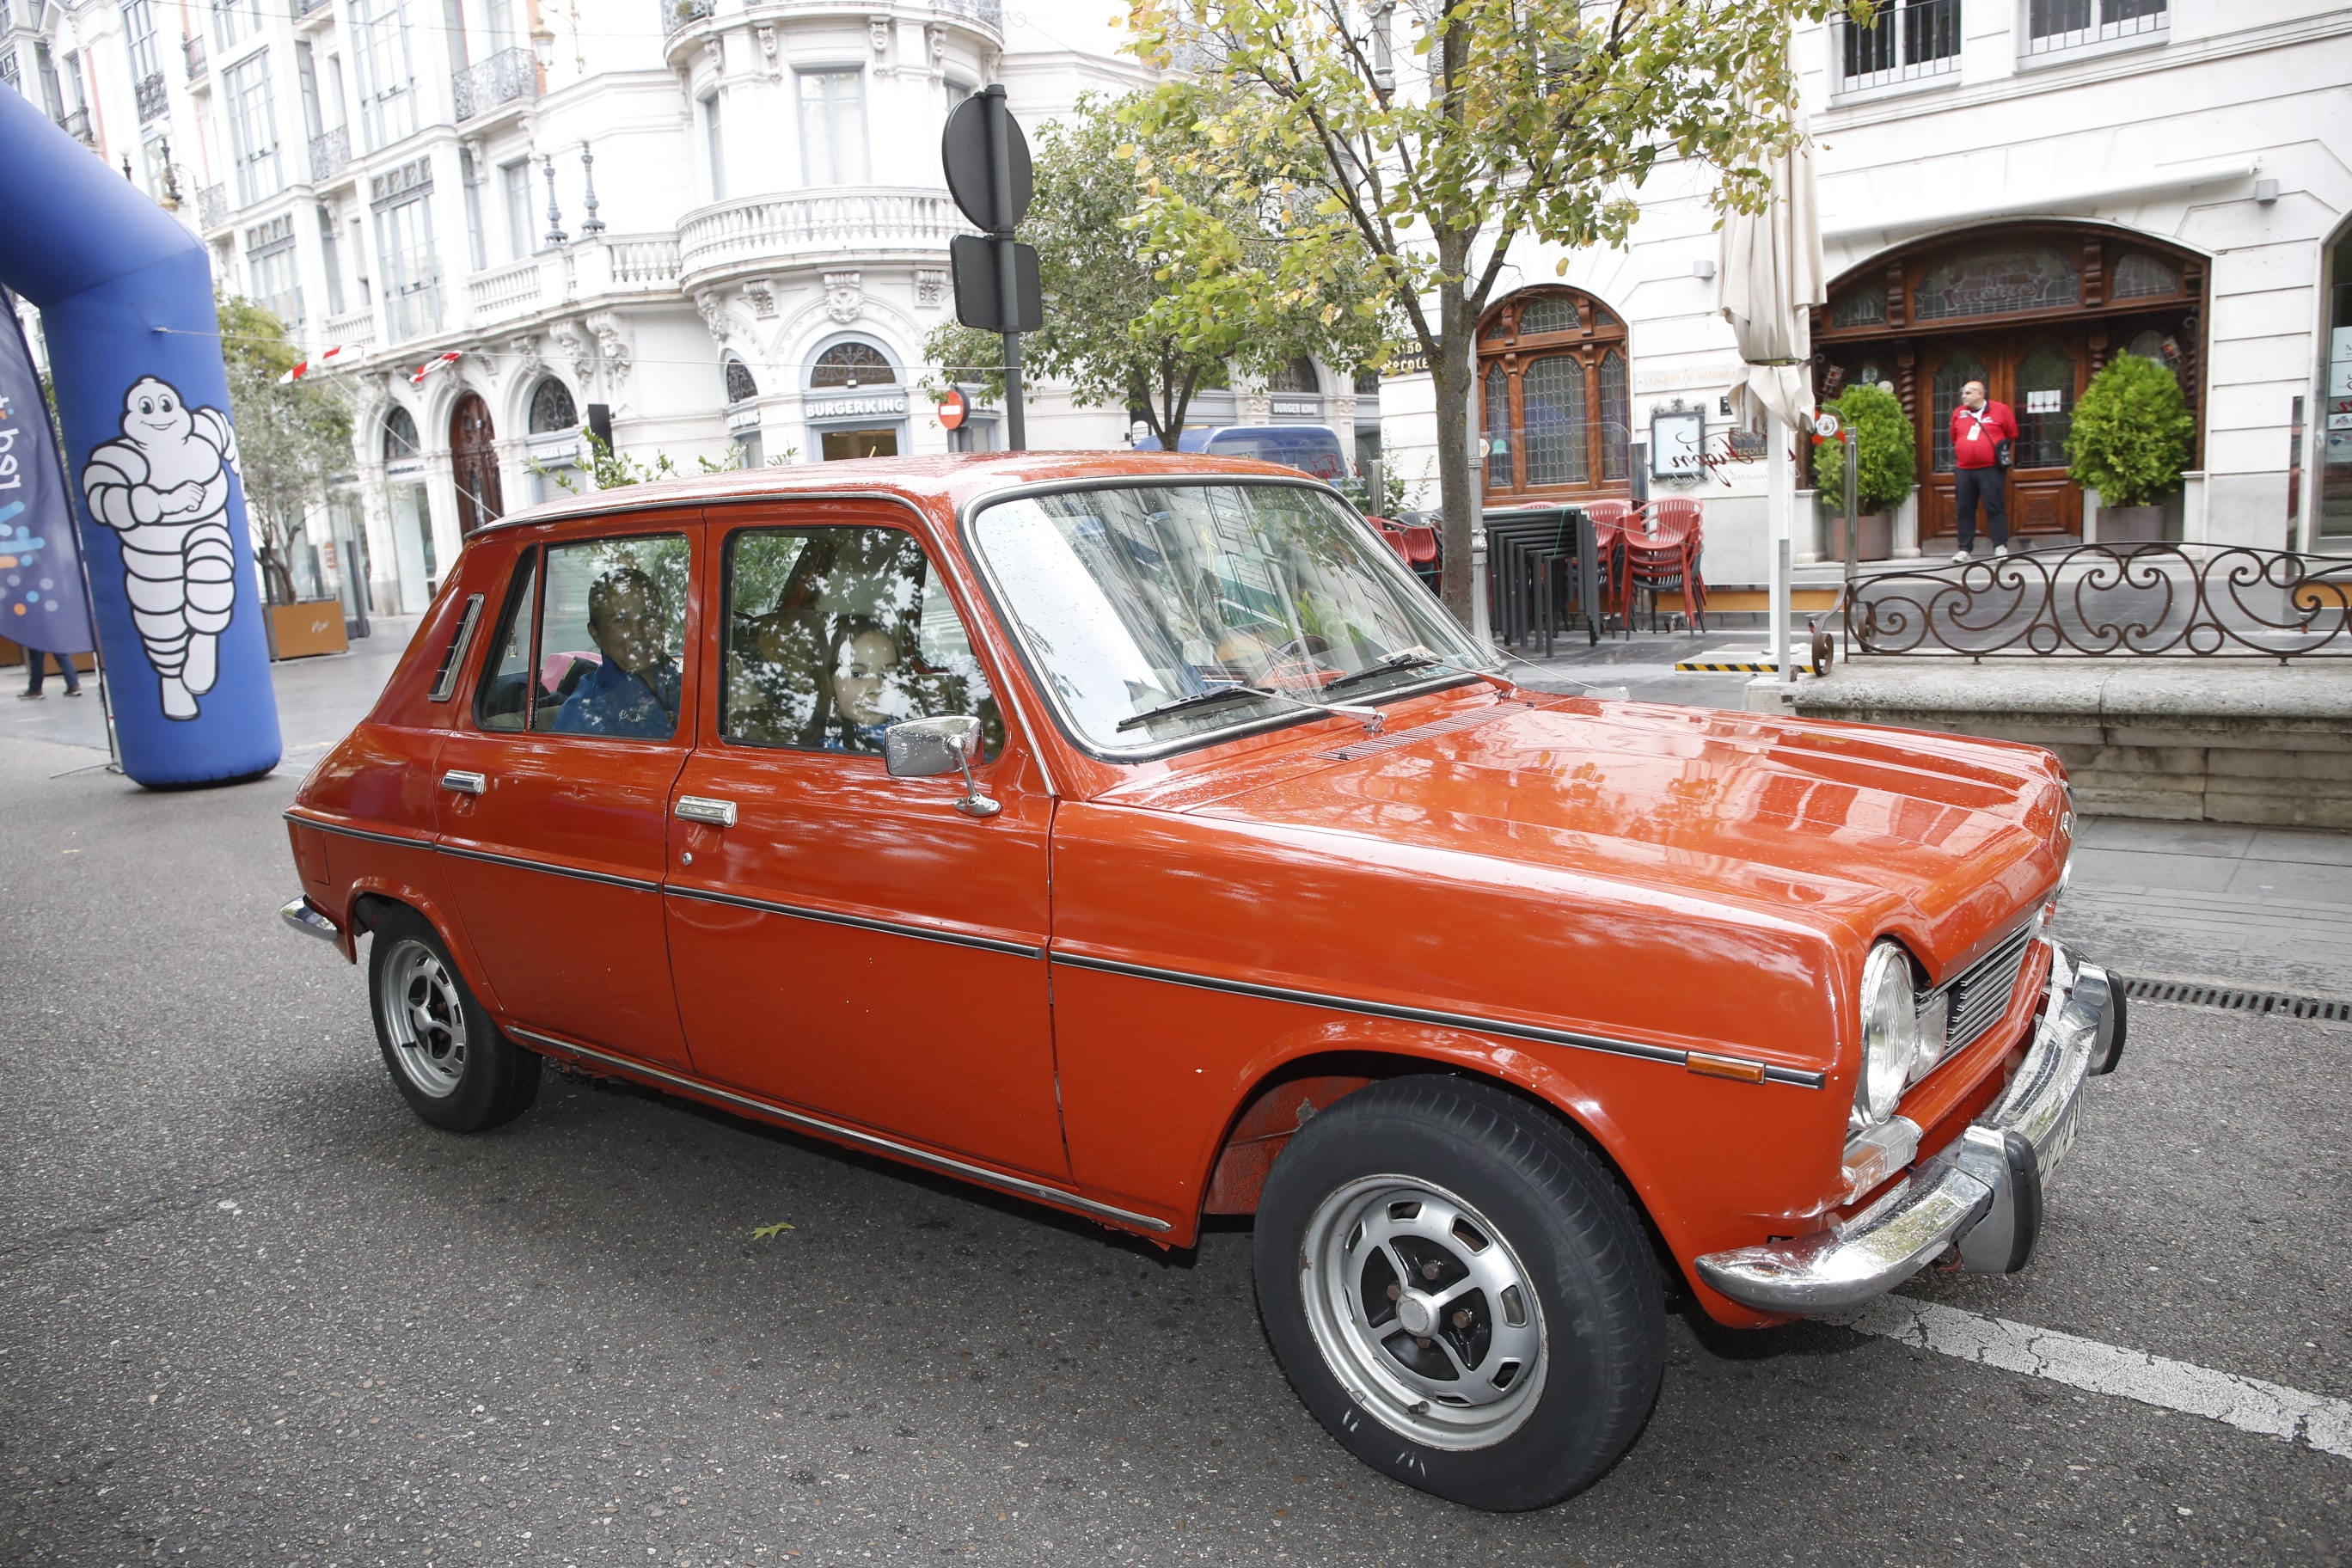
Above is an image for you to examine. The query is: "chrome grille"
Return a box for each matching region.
[1939,924,2037,1054]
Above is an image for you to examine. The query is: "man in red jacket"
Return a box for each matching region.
[1951,379,2018,560]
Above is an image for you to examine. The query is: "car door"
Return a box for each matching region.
[434,519,701,1071]
[662,505,1066,1179]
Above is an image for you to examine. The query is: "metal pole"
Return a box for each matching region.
[984,86,1026,451]
[1767,408,1791,681]
[1843,431,1859,580]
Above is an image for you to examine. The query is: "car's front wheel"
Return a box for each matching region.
[366,907,540,1133]
[1254,1075,1663,1511]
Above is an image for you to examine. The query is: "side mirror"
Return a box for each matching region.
[883,715,999,818]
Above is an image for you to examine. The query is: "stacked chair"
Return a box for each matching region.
[1613,499,1709,634]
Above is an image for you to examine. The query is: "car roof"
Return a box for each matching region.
[475,450,1331,536]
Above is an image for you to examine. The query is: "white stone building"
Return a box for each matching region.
[11,0,2347,625]
[1374,0,2352,591]
[3,0,1168,620]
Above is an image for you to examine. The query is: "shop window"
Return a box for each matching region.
[1914,246,2079,321]
[1476,286,1631,498]
[2110,252,2180,301]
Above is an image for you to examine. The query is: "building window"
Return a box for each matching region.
[1913,246,2079,321]
[798,69,867,187]
[724,356,758,404]
[383,404,420,462]
[1831,0,1959,95]
[1265,357,1318,395]
[459,144,487,273]
[528,377,577,432]
[121,0,165,120]
[244,213,303,331]
[213,0,255,52]
[2110,252,2182,301]
[810,340,894,389]
[371,157,441,340]
[1831,286,1887,328]
[349,0,416,150]
[223,51,281,207]
[1476,287,1631,499]
[499,158,533,258]
[2024,0,2167,58]
[701,92,725,200]
[317,203,346,315]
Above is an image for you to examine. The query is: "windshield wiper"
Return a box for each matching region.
[1321,647,1478,695]
[1116,680,1389,737]
[1115,683,1298,732]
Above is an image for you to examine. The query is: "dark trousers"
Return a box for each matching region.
[24,650,81,695]
[1953,465,2009,552]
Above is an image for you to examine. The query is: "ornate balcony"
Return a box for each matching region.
[309,126,352,184]
[463,236,683,328]
[183,34,207,82]
[663,0,714,38]
[135,71,168,124]
[196,184,229,231]
[59,107,95,146]
[323,307,377,352]
[452,46,538,121]
[469,258,546,324]
[930,0,1003,30]
[677,188,969,291]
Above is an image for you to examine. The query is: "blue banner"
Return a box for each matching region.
[0,285,95,657]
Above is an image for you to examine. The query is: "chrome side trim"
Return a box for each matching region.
[1697,941,2114,1314]
[279,896,341,943]
[665,884,1043,959]
[437,842,662,893]
[1050,951,1824,1088]
[283,811,436,851]
[511,1028,1169,1233]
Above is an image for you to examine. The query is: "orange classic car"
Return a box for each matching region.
[281,453,2122,1511]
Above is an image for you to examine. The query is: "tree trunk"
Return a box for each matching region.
[1430,274,1478,629]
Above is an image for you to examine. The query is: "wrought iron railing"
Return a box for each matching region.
[663,0,714,37]
[183,34,207,81]
[60,107,95,145]
[135,70,168,123]
[1831,0,1960,95]
[309,126,352,182]
[196,183,229,230]
[1844,542,2352,660]
[452,46,537,119]
[932,0,1004,28]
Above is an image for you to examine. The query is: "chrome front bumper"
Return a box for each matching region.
[1697,941,2123,1315]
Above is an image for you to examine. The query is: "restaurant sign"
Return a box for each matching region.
[806,395,909,420]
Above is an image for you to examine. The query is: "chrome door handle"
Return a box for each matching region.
[674,795,738,828]
[439,769,487,795]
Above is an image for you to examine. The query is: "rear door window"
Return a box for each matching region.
[472,533,693,739]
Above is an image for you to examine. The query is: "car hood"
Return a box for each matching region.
[1109,692,2067,977]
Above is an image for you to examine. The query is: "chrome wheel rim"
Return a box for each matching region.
[379,940,467,1099]
[1299,1175,1548,1451]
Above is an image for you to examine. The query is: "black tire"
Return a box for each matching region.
[365,906,540,1133]
[1253,1075,1663,1511]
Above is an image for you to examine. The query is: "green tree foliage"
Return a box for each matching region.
[2066,352,2192,509]
[917,322,1008,406]
[928,89,1392,448]
[217,296,353,605]
[1809,383,1914,514]
[1127,0,1846,622]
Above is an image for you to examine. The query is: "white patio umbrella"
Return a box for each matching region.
[1719,72,1825,683]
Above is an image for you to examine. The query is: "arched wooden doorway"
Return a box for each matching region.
[1475,287,1632,504]
[449,392,505,536]
[1814,224,2206,546]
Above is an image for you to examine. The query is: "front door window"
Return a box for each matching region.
[1929,348,1989,474]
[2012,339,2080,470]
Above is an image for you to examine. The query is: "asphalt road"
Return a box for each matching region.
[3,732,2348,1568]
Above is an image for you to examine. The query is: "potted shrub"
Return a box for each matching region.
[2067,352,2193,545]
[1808,383,1914,561]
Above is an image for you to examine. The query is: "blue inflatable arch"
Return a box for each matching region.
[0,87,281,786]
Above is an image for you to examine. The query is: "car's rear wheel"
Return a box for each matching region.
[1254,1075,1663,1511]
[367,907,539,1133]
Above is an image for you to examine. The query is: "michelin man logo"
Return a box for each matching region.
[80,377,241,720]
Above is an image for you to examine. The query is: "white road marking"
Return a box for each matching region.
[1835,1295,2352,1460]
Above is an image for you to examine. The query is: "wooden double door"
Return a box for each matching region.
[1917,333,2086,542]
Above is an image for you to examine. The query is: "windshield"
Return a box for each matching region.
[970,482,1493,756]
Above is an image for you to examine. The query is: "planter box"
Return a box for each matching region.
[269,599,350,660]
[1826,512,1893,561]
[2096,503,2165,546]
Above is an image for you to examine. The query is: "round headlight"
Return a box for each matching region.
[1854,942,1919,1129]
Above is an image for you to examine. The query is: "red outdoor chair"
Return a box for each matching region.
[1620,527,1708,633]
